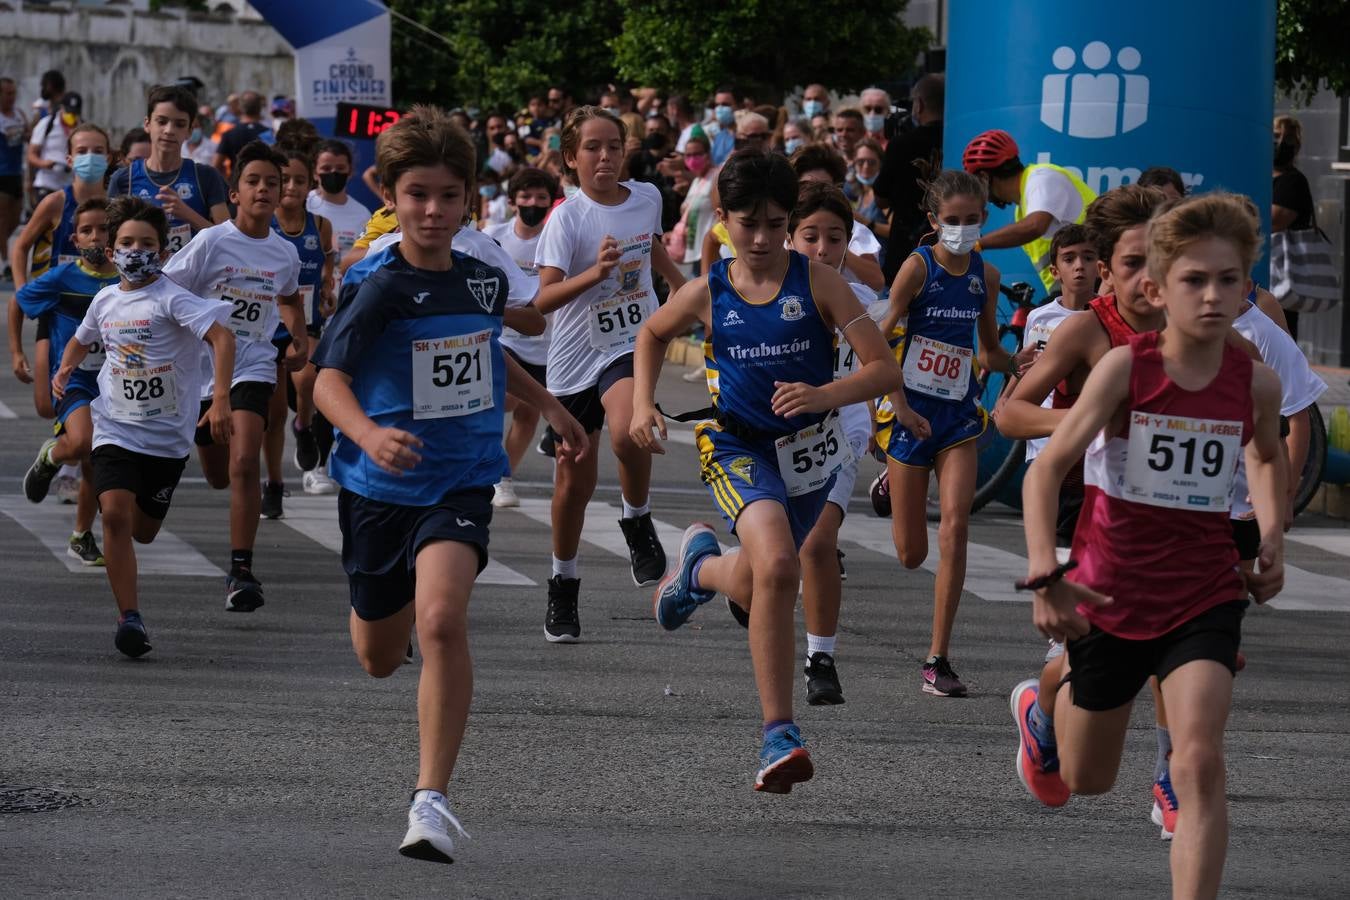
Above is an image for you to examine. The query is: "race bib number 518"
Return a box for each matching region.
[1123,412,1242,511]
[412,330,494,419]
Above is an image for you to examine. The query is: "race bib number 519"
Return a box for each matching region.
[412,330,494,419]
[1123,412,1242,511]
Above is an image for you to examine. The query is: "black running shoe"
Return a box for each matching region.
[837,549,847,581]
[225,565,266,612]
[619,512,666,586]
[23,438,60,503]
[727,596,750,629]
[260,480,285,519]
[537,428,557,458]
[805,652,845,705]
[292,421,319,472]
[114,610,152,658]
[545,576,580,643]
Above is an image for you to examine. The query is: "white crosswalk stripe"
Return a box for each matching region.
[508,498,732,564]
[0,494,224,576]
[280,495,535,586]
[0,399,16,419]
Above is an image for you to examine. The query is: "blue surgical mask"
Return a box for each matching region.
[72,152,108,183]
[189,127,203,144]
[603,106,622,119]
[863,113,886,134]
[856,171,877,186]
[783,137,803,156]
[714,105,735,127]
[480,183,499,199]
[802,99,824,118]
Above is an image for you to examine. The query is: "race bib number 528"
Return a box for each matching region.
[411,330,494,419]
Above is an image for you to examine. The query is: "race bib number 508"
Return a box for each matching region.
[1122,412,1242,511]
[412,330,494,419]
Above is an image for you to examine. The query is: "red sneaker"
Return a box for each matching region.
[1010,679,1070,808]
[1151,773,1178,840]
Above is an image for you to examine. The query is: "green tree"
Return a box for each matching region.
[611,0,928,102]
[387,0,620,112]
[1276,0,1350,102]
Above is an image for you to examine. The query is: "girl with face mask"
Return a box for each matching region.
[849,139,888,246]
[672,134,718,278]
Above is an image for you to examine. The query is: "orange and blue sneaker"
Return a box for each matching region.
[653,523,719,630]
[1010,678,1070,808]
[755,723,814,794]
[1151,770,1178,841]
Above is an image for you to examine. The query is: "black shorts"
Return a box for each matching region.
[1065,599,1248,711]
[339,487,493,621]
[90,444,188,521]
[504,346,547,388]
[1231,517,1260,562]
[554,353,634,434]
[194,380,273,446]
[0,174,21,199]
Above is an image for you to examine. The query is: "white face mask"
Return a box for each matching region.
[939,223,981,255]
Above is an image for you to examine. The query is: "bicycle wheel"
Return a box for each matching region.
[1293,404,1327,517]
[970,284,1027,512]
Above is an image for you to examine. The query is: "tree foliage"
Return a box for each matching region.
[1276,0,1350,102]
[611,0,928,101]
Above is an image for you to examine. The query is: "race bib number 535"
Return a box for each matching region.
[1123,412,1242,511]
[412,330,494,419]
[775,412,850,497]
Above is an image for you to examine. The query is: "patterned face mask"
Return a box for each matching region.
[112,247,163,282]
[79,245,108,267]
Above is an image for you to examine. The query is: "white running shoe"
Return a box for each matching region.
[53,473,80,505]
[399,791,469,864]
[302,466,338,495]
[492,477,519,508]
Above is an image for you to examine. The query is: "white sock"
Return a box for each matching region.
[58,462,78,477]
[412,788,446,805]
[552,555,578,579]
[497,476,512,486]
[807,632,837,658]
[621,496,650,519]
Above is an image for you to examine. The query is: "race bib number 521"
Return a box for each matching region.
[1123,412,1243,511]
[412,330,494,419]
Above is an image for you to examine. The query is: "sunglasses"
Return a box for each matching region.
[863,106,888,114]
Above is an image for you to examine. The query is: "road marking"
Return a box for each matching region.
[278,496,535,586]
[510,498,731,566]
[0,399,16,419]
[1266,564,1350,612]
[0,494,224,576]
[1287,529,1350,560]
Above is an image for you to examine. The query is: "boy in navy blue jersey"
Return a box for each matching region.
[313,105,587,864]
[19,197,122,564]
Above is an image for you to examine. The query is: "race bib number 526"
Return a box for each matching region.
[1123,412,1242,511]
[412,330,494,419]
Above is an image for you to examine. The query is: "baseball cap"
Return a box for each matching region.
[60,92,82,115]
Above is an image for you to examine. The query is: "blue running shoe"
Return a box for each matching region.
[114,610,152,658]
[653,523,720,631]
[755,723,814,794]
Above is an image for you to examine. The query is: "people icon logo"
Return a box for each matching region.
[1040,42,1148,139]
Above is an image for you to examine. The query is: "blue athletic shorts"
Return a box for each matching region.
[338,487,492,621]
[54,386,95,430]
[694,423,835,549]
[881,390,986,468]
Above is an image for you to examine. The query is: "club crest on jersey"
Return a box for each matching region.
[779,296,805,322]
[466,276,498,312]
[176,183,194,200]
[728,456,756,484]
[968,275,984,295]
[304,235,319,251]
[721,308,745,327]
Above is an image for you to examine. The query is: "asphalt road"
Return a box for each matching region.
[1,310,1347,899]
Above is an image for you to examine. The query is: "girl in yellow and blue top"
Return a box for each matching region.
[880,169,1015,699]
[630,150,900,795]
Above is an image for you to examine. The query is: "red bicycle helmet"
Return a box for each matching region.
[962,129,1019,174]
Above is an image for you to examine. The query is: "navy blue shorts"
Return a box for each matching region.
[54,385,96,429]
[694,423,834,549]
[881,390,986,468]
[338,487,493,621]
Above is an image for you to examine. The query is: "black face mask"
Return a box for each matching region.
[319,171,349,194]
[517,205,548,228]
[1274,138,1298,167]
[642,133,668,154]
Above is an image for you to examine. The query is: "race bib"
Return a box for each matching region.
[774,412,849,497]
[902,334,972,399]
[57,253,80,267]
[832,337,859,381]
[79,339,106,373]
[1122,412,1243,511]
[222,290,272,343]
[411,330,494,419]
[107,362,177,422]
[1026,321,1057,353]
[298,285,316,324]
[588,294,647,353]
[166,223,191,255]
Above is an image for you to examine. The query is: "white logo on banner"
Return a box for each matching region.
[1040,42,1148,139]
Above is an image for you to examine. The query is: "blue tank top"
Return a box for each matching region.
[271,211,326,334]
[706,250,833,437]
[16,260,119,396]
[899,245,987,405]
[0,112,25,176]
[44,187,79,273]
[126,159,211,254]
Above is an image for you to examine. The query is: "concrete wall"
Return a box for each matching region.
[0,4,293,145]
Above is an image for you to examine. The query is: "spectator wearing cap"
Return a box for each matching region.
[27,83,80,201]
[270,95,294,132]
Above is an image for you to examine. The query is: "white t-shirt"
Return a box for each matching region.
[163,220,300,389]
[76,276,230,459]
[183,139,217,167]
[836,281,884,454]
[29,114,72,192]
[306,190,372,255]
[1021,167,1085,241]
[484,219,550,367]
[534,180,664,394]
[1021,299,1078,461]
[840,222,882,284]
[1230,301,1328,520]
